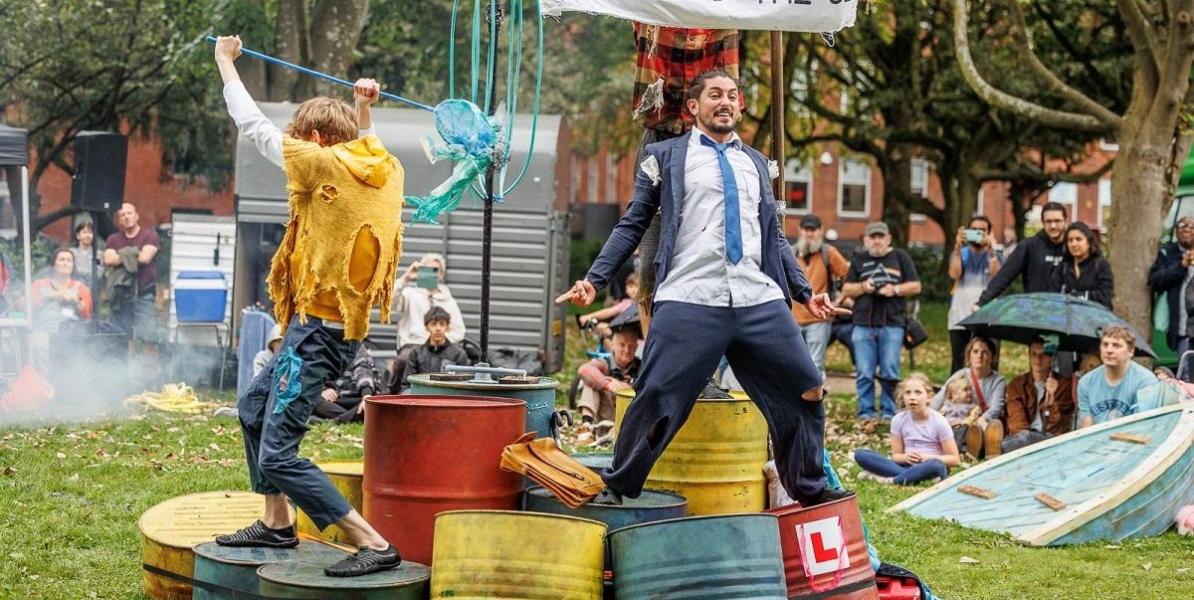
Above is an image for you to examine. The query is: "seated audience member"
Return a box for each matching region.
[578,273,639,338]
[399,306,471,392]
[937,377,981,455]
[576,326,641,426]
[854,373,961,485]
[1002,341,1075,453]
[1136,367,1190,412]
[252,324,284,377]
[1077,326,1158,427]
[313,345,381,423]
[931,336,1005,458]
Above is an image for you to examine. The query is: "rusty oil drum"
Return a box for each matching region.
[770,495,879,599]
[362,395,525,566]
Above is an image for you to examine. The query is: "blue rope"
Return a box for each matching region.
[205,35,435,112]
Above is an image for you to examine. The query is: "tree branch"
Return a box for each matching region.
[1006,0,1122,128]
[952,0,1113,133]
[1119,0,1163,86]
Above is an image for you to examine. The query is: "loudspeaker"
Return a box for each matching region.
[70,131,127,212]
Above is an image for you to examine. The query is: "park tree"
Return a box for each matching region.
[953,0,1194,336]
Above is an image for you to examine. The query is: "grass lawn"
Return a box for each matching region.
[1,301,1190,598]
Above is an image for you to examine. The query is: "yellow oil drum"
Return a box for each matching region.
[431,510,606,599]
[139,491,289,600]
[295,461,362,544]
[615,389,768,515]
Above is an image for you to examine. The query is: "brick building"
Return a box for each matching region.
[569,140,1119,248]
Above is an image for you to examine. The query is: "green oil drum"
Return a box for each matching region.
[408,364,560,439]
[191,541,346,600]
[256,560,430,599]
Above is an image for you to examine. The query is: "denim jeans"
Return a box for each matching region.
[800,321,832,380]
[853,448,947,485]
[238,319,357,529]
[851,325,904,418]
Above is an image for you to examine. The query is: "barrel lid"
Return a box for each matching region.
[257,559,430,589]
[607,512,778,538]
[316,461,363,477]
[193,541,346,566]
[409,373,559,390]
[139,491,288,549]
[366,394,527,408]
[526,486,687,510]
[435,509,608,531]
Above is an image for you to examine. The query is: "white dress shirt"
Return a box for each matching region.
[222,80,374,169]
[653,129,785,307]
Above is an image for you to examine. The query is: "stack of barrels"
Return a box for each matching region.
[139,385,879,599]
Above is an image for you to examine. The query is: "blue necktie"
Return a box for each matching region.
[701,135,743,264]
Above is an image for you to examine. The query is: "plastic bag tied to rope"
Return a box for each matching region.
[406,99,503,224]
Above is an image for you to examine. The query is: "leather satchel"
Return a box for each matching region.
[501,432,605,508]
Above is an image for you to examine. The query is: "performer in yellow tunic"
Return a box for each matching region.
[211,35,404,577]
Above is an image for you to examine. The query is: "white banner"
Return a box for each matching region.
[541,0,858,33]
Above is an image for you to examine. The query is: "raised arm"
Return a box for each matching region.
[214,35,283,168]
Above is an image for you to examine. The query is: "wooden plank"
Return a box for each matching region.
[1035,493,1067,511]
[1110,432,1152,445]
[959,485,997,499]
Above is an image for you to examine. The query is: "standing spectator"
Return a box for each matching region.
[947,216,1002,372]
[69,221,103,285]
[931,336,1006,459]
[1148,215,1194,354]
[977,201,1068,306]
[399,306,471,392]
[842,222,921,419]
[391,252,466,387]
[791,214,850,379]
[1051,222,1114,308]
[1078,326,1157,427]
[1001,226,1018,257]
[29,249,92,371]
[102,202,160,344]
[1002,341,1075,453]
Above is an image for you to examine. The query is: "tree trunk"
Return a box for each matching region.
[882,146,913,248]
[270,0,309,101]
[307,0,370,98]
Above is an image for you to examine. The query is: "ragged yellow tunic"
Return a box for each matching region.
[268,134,405,341]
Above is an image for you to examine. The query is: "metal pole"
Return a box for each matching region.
[20,166,33,365]
[769,31,786,219]
[480,0,503,363]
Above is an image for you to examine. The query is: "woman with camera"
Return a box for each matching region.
[389,252,466,390]
[947,216,1002,372]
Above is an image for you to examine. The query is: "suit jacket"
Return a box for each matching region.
[585,131,813,305]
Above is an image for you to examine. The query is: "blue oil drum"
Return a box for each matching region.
[408,365,560,439]
[609,513,788,599]
[191,541,345,600]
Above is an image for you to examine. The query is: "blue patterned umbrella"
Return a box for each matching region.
[958,293,1155,358]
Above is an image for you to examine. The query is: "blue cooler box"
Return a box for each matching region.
[174,271,227,322]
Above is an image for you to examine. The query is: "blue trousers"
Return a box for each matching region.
[851,325,903,418]
[238,319,357,529]
[603,300,827,503]
[853,448,946,485]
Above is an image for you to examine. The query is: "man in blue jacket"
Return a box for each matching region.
[560,70,850,508]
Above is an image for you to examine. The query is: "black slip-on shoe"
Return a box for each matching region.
[324,544,402,577]
[589,488,624,506]
[215,520,298,548]
[803,487,856,508]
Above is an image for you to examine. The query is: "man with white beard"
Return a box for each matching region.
[791,214,850,380]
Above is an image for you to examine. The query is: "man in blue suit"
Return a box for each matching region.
[560,70,851,507]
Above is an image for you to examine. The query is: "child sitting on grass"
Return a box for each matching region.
[853,372,961,485]
[939,376,981,456]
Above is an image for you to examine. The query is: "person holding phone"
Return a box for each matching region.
[391,252,466,389]
[947,215,1002,372]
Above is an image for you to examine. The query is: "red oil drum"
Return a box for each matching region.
[769,495,879,599]
[363,395,526,565]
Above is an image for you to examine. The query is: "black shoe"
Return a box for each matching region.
[589,488,624,506]
[803,487,856,508]
[699,378,732,399]
[215,520,298,548]
[324,544,402,577]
